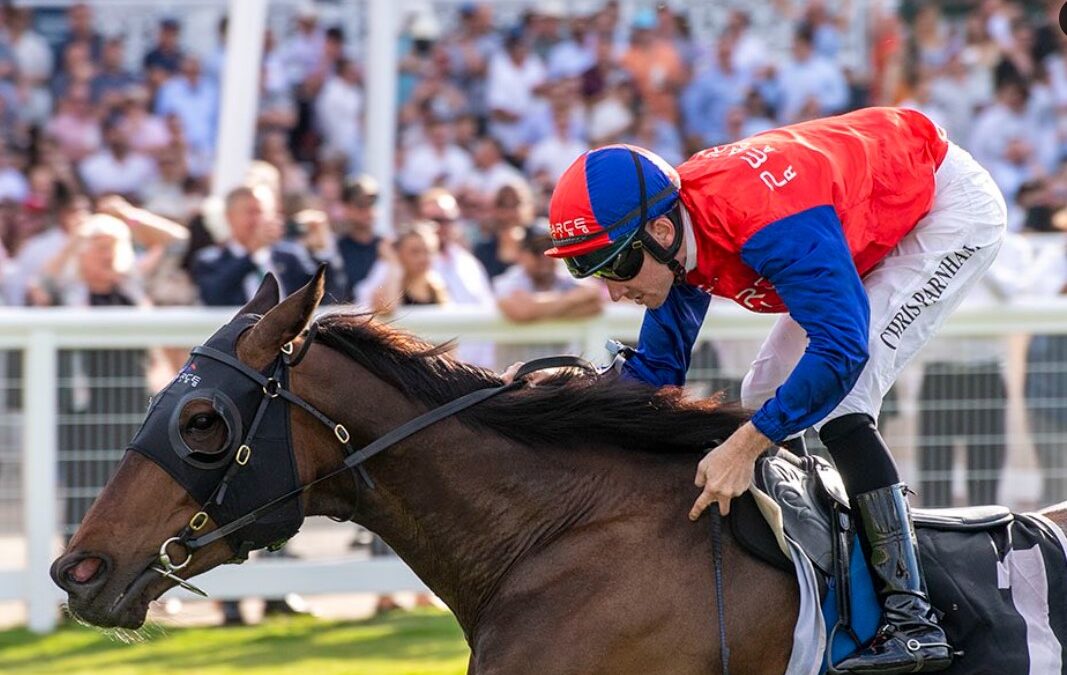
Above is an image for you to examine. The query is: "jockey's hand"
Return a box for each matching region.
[690,422,772,520]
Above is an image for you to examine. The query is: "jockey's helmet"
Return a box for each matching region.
[545,145,682,281]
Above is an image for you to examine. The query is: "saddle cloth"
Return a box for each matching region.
[732,452,1067,675]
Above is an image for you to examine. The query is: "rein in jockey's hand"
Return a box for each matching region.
[689,422,772,520]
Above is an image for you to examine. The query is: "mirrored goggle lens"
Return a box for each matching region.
[592,246,644,281]
[565,243,644,281]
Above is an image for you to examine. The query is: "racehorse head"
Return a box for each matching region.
[50,269,334,629]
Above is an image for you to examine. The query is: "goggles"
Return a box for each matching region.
[565,237,646,282]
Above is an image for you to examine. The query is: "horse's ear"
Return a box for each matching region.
[238,265,326,369]
[237,273,280,317]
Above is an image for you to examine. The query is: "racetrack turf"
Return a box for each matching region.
[0,608,468,674]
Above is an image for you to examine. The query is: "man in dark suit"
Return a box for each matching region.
[193,184,341,305]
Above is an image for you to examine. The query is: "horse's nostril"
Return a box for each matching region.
[66,557,103,585]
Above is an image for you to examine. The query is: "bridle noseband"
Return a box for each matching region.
[143,319,594,597]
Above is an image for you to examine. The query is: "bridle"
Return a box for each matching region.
[141,319,595,597]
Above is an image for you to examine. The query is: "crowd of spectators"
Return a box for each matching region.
[0,1,1063,328]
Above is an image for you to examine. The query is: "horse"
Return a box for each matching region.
[48,268,1067,673]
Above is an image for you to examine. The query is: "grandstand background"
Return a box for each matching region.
[0,0,1063,656]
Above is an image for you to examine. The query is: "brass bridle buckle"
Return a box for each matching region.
[151,536,208,597]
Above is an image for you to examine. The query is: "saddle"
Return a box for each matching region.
[728,452,1067,674]
[731,451,1013,577]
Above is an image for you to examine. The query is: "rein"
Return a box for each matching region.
[150,329,595,596]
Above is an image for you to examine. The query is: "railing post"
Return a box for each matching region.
[24,329,57,633]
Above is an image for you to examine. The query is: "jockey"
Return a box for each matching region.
[544,107,1007,674]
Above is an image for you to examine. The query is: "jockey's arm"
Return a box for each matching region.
[738,206,870,444]
[621,284,711,386]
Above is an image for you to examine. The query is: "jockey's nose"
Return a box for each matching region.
[605,281,626,302]
[51,551,111,598]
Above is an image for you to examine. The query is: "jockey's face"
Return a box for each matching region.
[603,216,680,309]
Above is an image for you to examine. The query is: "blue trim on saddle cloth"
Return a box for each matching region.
[820,534,880,673]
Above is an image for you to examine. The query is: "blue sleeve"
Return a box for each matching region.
[740,206,870,443]
[622,284,711,387]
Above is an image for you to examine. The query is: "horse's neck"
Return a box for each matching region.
[356,423,615,631]
[293,350,707,637]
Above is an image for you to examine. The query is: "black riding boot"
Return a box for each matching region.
[834,484,953,674]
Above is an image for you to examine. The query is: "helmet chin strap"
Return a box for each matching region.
[636,208,687,286]
[627,149,687,286]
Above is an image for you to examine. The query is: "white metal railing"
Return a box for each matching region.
[4,301,1067,633]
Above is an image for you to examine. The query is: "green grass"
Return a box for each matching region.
[0,609,469,674]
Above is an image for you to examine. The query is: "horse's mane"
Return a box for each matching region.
[313,313,749,454]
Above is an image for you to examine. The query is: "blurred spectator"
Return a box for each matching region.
[1017,169,1067,232]
[91,37,138,107]
[120,86,172,155]
[628,111,684,167]
[156,55,219,174]
[526,104,589,186]
[494,225,602,323]
[192,185,316,305]
[260,130,310,195]
[290,208,347,304]
[547,14,595,80]
[280,2,326,88]
[446,4,498,126]
[619,9,685,123]
[911,5,955,76]
[0,145,28,204]
[518,77,586,158]
[78,118,158,200]
[486,29,546,159]
[724,10,768,78]
[969,77,1056,223]
[995,16,1039,85]
[7,6,53,86]
[5,192,90,306]
[419,187,492,307]
[357,223,447,312]
[682,35,750,148]
[775,24,849,123]
[474,182,534,279]
[462,137,523,204]
[51,40,96,103]
[315,56,363,173]
[804,0,844,61]
[95,195,196,306]
[929,53,990,146]
[44,83,101,163]
[144,18,184,89]
[142,148,195,222]
[587,73,636,146]
[57,2,103,63]
[398,116,472,197]
[337,174,384,299]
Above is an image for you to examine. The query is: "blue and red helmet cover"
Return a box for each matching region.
[546,145,681,258]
